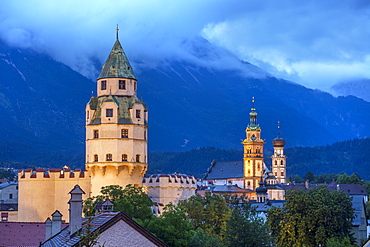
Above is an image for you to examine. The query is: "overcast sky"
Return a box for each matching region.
[1,0,370,92]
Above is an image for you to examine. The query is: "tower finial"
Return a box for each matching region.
[251,96,255,110]
[277,121,281,138]
[116,24,119,40]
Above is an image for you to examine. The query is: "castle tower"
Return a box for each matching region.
[242,98,265,190]
[85,28,148,196]
[271,122,287,184]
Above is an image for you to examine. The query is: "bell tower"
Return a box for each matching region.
[271,122,287,184]
[242,98,265,190]
[85,28,148,196]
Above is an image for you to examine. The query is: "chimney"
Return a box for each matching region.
[68,185,85,236]
[51,210,63,236]
[45,217,52,240]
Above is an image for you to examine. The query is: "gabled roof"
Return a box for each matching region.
[204,160,243,180]
[41,212,167,247]
[98,38,136,80]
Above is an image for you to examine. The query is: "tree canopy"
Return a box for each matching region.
[267,186,355,247]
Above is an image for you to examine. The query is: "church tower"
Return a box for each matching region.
[242,98,265,190]
[85,28,148,196]
[271,122,286,184]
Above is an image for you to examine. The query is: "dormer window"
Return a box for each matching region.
[101,81,107,90]
[136,110,141,119]
[119,80,126,90]
[106,109,113,118]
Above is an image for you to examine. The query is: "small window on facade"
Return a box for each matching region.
[87,111,89,120]
[119,80,126,89]
[106,109,113,118]
[9,194,13,199]
[121,129,129,138]
[122,154,128,161]
[281,160,284,166]
[275,160,277,166]
[275,172,277,176]
[281,172,284,176]
[144,130,146,140]
[136,110,141,119]
[106,154,112,161]
[248,169,250,175]
[94,154,98,162]
[136,154,140,162]
[247,181,251,186]
[134,81,137,91]
[93,130,99,139]
[1,213,8,222]
[101,80,107,90]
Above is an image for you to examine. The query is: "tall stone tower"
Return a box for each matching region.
[242,98,265,190]
[271,122,287,184]
[85,29,148,196]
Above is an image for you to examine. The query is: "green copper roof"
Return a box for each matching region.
[98,38,136,80]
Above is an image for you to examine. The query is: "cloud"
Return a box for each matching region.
[1,0,370,91]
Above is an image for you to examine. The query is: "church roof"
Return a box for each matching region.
[97,36,136,80]
[204,160,243,180]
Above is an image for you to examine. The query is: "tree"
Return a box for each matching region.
[267,186,355,247]
[223,206,271,247]
[83,184,154,222]
[144,203,195,247]
[178,192,231,238]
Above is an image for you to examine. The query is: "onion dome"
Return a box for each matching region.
[272,121,286,146]
[256,178,267,193]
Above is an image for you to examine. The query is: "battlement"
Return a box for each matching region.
[143,174,197,188]
[18,168,89,180]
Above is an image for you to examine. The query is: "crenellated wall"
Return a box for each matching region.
[143,174,197,209]
[18,168,91,222]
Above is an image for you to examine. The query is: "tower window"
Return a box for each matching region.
[9,194,13,199]
[134,81,137,91]
[101,80,107,90]
[144,130,147,140]
[106,109,113,118]
[93,130,99,139]
[136,110,141,119]
[281,160,284,166]
[119,80,126,89]
[136,154,140,162]
[94,154,98,162]
[121,129,129,138]
[106,154,112,161]
[122,154,127,161]
[281,171,284,176]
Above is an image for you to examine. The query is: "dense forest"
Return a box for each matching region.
[0,137,369,180]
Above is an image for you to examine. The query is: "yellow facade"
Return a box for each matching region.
[18,168,91,222]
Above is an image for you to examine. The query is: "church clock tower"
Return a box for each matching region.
[242,98,265,190]
[85,29,148,196]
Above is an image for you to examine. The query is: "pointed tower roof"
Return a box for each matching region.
[247,97,260,131]
[98,27,136,80]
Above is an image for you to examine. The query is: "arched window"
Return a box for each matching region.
[106,154,112,161]
[257,163,260,171]
[122,154,127,161]
[281,171,284,176]
[248,169,251,175]
[247,181,251,186]
[281,160,284,166]
[94,154,98,162]
[136,154,140,162]
[275,160,277,166]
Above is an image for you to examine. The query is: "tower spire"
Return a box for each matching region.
[116,24,119,40]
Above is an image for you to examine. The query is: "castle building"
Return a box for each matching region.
[16,30,195,223]
[203,100,286,200]
[85,30,148,197]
